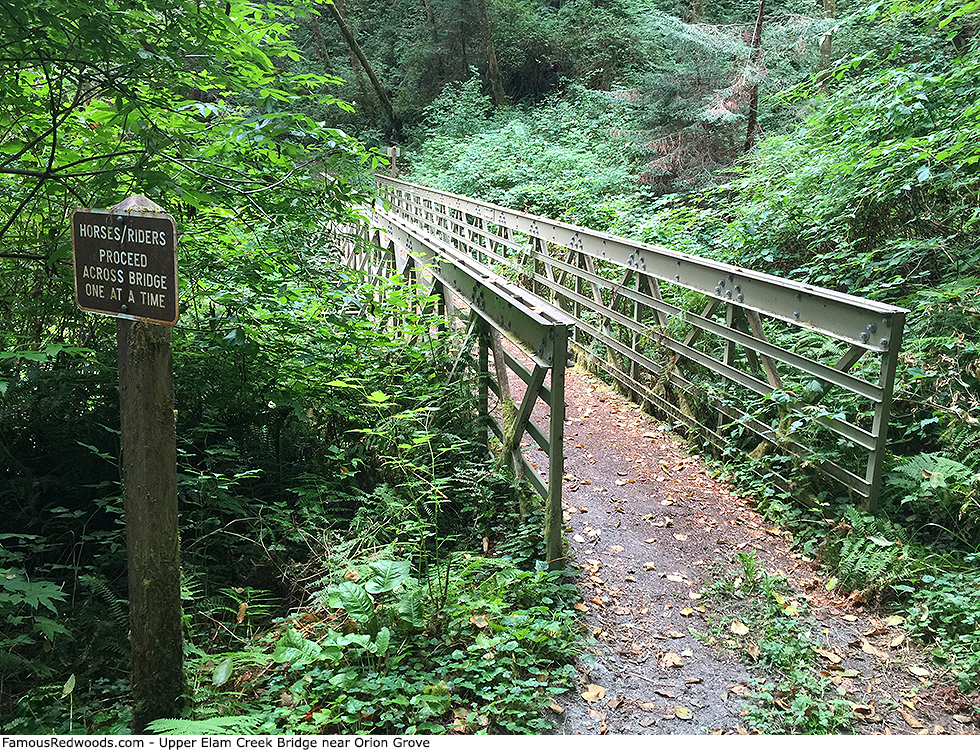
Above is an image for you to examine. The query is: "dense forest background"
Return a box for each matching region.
[1,0,978,735]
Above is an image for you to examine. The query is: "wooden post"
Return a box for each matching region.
[118,319,184,731]
[91,195,183,732]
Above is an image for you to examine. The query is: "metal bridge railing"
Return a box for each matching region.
[373,176,908,510]
[344,197,575,569]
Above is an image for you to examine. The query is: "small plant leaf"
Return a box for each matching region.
[212,657,234,686]
[364,560,411,594]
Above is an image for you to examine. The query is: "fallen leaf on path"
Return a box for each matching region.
[852,703,877,722]
[608,545,624,553]
[887,615,906,627]
[685,678,702,685]
[661,651,684,668]
[638,702,657,712]
[674,705,694,720]
[666,630,685,638]
[607,697,623,710]
[730,621,750,636]
[730,684,750,696]
[581,684,606,703]
[573,534,586,543]
[573,602,589,613]
[813,646,842,664]
[909,666,931,677]
[549,700,564,714]
[746,643,760,661]
[859,638,890,661]
[644,538,656,544]
[643,561,657,570]
[673,533,688,542]
[665,574,688,583]
[899,709,925,729]
[680,607,694,617]
[889,633,906,648]
[843,614,858,622]
[680,649,694,657]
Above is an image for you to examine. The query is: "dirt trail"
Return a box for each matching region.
[511,361,978,735]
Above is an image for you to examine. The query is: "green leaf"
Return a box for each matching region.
[212,656,234,686]
[369,626,391,656]
[60,674,75,698]
[272,628,323,668]
[365,560,411,594]
[332,581,375,623]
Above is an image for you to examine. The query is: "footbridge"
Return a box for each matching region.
[344,176,907,567]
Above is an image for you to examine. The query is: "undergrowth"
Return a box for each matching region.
[699,551,853,734]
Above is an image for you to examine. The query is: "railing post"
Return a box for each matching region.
[865,312,905,511]
[477,318,490,451]
[546,325,569,570]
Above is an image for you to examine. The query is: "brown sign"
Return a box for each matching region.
[71,208,178,325]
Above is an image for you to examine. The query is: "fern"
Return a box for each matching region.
[824,507,909,592]
[148,715,264,735]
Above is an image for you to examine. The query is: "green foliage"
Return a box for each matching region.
[819,507,911,592]
[174,554,581,734]
[896,554,980,692]
[148,715,264,735]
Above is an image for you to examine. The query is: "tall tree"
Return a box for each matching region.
[743,0,765,152]
[476,0,507,105]
[818,0,838,83]
[323,1,403,135]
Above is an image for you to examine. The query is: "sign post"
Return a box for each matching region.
[71,195,184,731]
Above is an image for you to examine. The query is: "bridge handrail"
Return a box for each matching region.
[372,175,909,509]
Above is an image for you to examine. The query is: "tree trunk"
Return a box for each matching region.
[475,0,507,105]
[743,0,765,153]
[323,2,402,135]
[693,0,703,23]
[817,0,837,84]
[307,14,331,70]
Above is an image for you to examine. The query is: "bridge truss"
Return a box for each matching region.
[367,176,908,512]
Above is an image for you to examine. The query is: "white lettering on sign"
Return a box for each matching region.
[140,290,166,308]
[82,265,126,284]
[128,271,168,290]
[77,223,168,247]
[98,248,148,267]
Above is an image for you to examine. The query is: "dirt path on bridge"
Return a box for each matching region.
[517,362,979,736]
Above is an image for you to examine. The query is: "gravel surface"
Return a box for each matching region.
[509,359,980,736]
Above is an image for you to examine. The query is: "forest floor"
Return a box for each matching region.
[508,358,979,736]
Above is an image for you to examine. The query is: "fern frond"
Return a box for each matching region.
[147,715,263,735]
